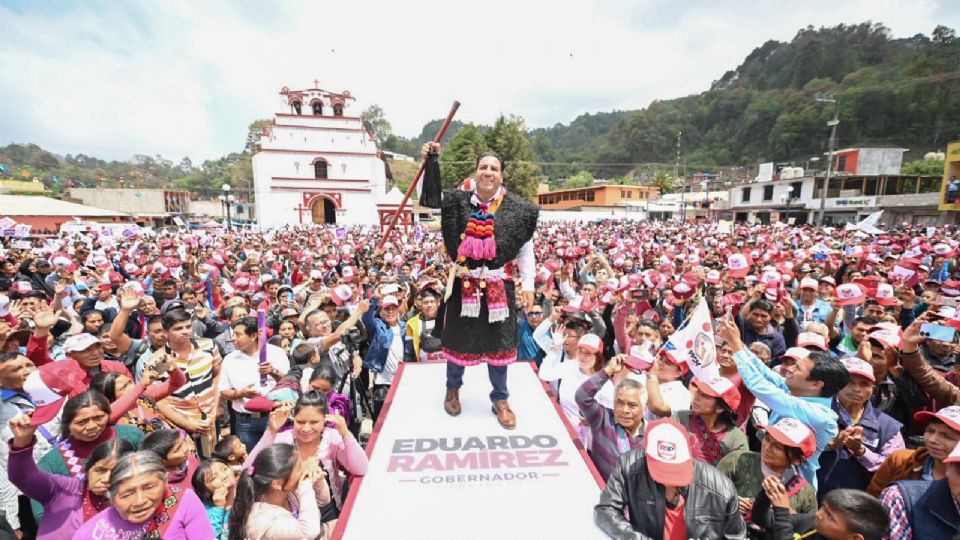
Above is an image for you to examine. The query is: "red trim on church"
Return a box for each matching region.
[302,191,342,209]
[272,123,367,133]
[259,148,379,157]
[271,177,369,183]
[275,113,360,121]
[271,186,372,193]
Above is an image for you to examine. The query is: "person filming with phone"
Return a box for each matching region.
[219,316,290,452]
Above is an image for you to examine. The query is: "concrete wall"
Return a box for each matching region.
[188,199,255,221]
[69,188,167,214]
[855,148,904,176]
[731,177,814,207]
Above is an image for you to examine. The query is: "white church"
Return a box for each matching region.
[252,84,410,228]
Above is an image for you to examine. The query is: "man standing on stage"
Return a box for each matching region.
[421,142,539,430]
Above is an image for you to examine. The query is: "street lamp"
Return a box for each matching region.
[221,184,234,231]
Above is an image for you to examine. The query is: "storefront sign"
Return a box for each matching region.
[824,197,875,209]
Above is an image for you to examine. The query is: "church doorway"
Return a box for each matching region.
[311,197,337,224]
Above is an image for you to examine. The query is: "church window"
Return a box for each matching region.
[312,101,323,115]
[314,160,328,179]
[333,104,344,117]
[292,100,302,115]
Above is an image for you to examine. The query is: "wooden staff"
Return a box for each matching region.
[376,100,461,251]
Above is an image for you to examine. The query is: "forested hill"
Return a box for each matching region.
[528,22,960,174]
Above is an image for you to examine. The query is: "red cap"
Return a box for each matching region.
[625,345,654,372]
[914,405,960,433]
[23,362,87,426]
[644,418,694,487]
[761,417,817,459]
[691,376,741,412]
[726,253,751,278]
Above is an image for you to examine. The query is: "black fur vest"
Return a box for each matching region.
[440,189,539,270]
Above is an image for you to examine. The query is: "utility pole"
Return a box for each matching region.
[676,130,684,222]
[816,95,840,226]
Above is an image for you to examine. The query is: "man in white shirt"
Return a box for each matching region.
[219,316,290,451]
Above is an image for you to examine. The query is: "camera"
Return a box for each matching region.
[341,327,363,352]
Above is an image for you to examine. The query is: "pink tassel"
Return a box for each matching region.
[458,238,474,259]
[471,238,485,259]
[482,236,497,260]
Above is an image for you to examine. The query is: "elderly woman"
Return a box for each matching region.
[7,414,135,540]
[33,390,144,523]
[72,451,213,539]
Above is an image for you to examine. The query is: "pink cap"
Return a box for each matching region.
[783,347,811,361]
[726,253,750,278]
[797,332,828,351]
[577,333,603,354]
[381,295,400,307]
[331,284,353,306]
[799,277,818,290]
[841,357,875,382]
[835,283,866,306]
[63,333,100,353]
[875,283,898,306]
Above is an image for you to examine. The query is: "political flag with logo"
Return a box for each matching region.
[662,299,720,381]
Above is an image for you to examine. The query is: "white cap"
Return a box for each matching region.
[63,333,100,353]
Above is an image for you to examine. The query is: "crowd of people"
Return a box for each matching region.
[0,205,956,539]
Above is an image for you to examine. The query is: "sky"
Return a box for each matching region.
[1,0,958,163]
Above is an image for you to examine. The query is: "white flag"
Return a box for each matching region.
[851,210,883,235]
[662,299,720,381]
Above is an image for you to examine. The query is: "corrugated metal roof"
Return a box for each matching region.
[0,195,128,217]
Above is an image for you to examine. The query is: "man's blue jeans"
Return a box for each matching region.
[235,413,268,452]
[446,362,509,403]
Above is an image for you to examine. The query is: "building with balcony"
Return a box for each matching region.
[726,173,950,226]
[536,184,659,210]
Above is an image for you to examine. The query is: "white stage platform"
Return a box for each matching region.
[333,362,608,540]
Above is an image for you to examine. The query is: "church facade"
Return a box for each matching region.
[252,85,393,227]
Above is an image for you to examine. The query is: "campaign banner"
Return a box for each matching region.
[335,363,607,540]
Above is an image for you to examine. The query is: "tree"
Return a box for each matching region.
[245,119,271,154]
[439,124,485,189]
[650,169,677,194]
[483,115,541,199]
[563,171,595,188]
[361,104,392,143]
[901,158,945,175]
